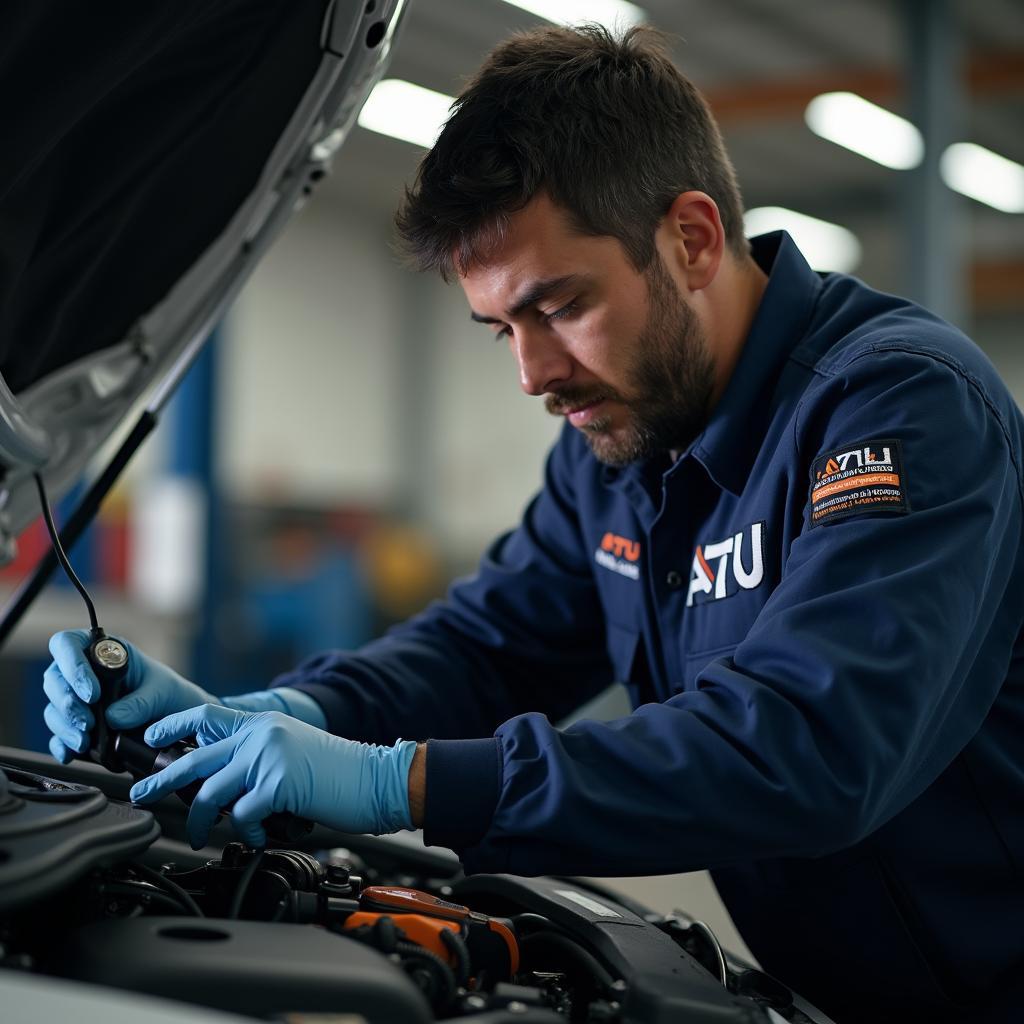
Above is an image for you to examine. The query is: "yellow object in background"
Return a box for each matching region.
[360,523,444,621]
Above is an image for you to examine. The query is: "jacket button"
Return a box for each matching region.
[666,570,684,590]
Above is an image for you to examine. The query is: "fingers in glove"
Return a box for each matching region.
[106,688,166,730]
[229,789,273,849]
[42,663,94,732]
[187,763,251,849]
[44,702,89,755]
[48,734,73,766]
[144,703,244,750]
[48,631,99,704]
[129,736,236,805]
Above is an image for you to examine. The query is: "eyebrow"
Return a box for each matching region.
[469,274,582,324]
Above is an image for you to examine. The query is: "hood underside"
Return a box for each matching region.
[0,0,409,563]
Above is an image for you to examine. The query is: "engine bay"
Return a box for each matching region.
[0,749,823,1024]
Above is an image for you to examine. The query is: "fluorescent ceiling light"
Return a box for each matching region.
[805,92,923,171]
[745,207,862,273]
[500,0,645,30]
[358,79,455,149]
[940,142,1024,214]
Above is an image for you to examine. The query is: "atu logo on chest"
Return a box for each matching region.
[687,522,765,607]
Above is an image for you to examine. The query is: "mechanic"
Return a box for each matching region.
[41,24,1024,1023]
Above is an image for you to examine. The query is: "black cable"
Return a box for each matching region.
[102,882,187,916]
[395,940,457,1009]
[0,411,157,645]
[439,927,471,986]
[339,916,457,1010]
[132,863,204,918]
[32,472,98,630]
[228,849,263,919]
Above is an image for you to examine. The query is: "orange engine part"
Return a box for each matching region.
[343,911,461,965]
[350,888,520,980]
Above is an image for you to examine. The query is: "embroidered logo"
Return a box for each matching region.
[594,531,641,580]
[687,522,766,607]
[809,438,909,528]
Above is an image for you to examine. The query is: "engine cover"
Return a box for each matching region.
[47,916,433,1022]
[0,764,158,913]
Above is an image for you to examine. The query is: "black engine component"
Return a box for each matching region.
[164,842,337,921]
[0,764,158,913]
[45,916,433,1022]
[0,750,818,1024]
[454,874,768,1024]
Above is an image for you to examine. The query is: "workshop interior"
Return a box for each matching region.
[1,1,1022,1023]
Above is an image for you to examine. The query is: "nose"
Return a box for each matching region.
[513,324,573,396]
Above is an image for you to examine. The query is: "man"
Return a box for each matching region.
[41,24,1024,1023]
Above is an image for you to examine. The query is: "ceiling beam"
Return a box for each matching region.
[706,51,1024,121]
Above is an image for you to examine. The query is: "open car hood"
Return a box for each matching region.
[0,0,409,565]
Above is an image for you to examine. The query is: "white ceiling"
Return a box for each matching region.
[318,0,1024,305]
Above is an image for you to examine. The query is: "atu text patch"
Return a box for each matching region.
[809,438,909,528]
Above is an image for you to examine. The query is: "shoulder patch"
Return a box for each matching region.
[808,438,909,528]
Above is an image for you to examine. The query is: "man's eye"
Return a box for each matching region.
[543,301,579,324]
[493,324,511,341]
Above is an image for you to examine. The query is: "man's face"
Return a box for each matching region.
[459,194,714,466]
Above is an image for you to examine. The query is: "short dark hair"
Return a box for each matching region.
[394,23,747,280]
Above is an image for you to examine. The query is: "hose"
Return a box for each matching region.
[440,926,471,986]
[102,882,188,916]
[131,863,204,918]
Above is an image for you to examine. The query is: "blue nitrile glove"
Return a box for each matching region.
[42,629,326,764]
[129,705,417,849]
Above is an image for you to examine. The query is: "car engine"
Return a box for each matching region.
[0,750,824,1024]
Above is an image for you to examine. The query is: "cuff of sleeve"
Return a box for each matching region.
[422,737,502,852]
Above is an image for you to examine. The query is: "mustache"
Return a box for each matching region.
[544,387,619,416]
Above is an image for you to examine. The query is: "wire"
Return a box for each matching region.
[102,882,187,916]
[439,927,471,986]
[228,849,264,919]
[395,940,457,1010]
[132,862,204,918]
[32,472,98,630]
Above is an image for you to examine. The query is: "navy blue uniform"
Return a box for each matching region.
[279,233,1024,1020]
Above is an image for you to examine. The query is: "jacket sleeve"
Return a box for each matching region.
[428,349,1024,875]
[273,425,614,750]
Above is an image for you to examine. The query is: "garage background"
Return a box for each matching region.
[2,0,1022,962]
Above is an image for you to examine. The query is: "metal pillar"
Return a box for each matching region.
[903,0,967,329]
[167,327,222,685]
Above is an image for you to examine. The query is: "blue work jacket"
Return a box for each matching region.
[280,233,1024,1020]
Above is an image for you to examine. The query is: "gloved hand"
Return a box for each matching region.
[43,629,326,764]
[43,630,219,765]
[129,705,416,849]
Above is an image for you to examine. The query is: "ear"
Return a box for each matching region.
[657,191,725,292]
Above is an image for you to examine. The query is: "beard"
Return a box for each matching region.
[545,255,715,467]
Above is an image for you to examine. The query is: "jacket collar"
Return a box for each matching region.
[691,231,822,494]
[604,230,823,504]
